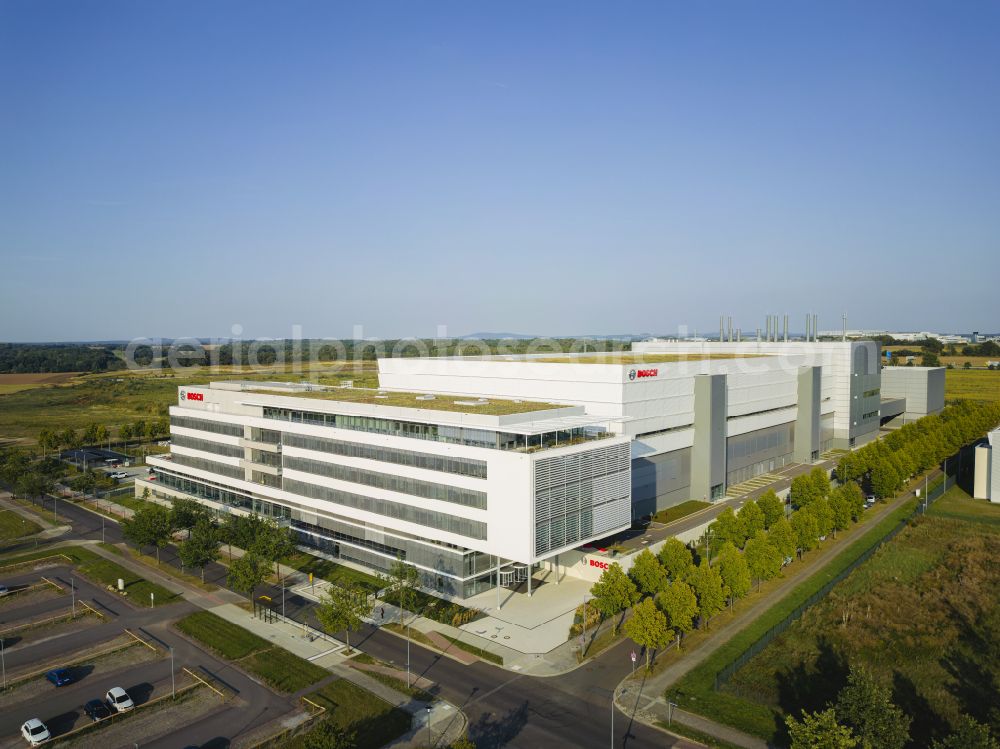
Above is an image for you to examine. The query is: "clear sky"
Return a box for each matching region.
[1,1,998,342]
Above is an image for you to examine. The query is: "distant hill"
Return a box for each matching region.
[462,332,651,341]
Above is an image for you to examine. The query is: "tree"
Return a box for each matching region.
[768,517,797,560]
[170,497,209,538]
[384,556,420,620]
[61,427,81,450]
[834,481,866,521]
[316,583,371,654]
[743,532,782,591]
[302,720,355,749]
[37,428,57,458]
[589,563,640,634]
[629,549,668,596]
[685,560,726,629]
[828,492,852,535]
[178,517,220,582]
[835,666,911,749]
[656,580,698,650]
[871,458,901,499]
[922,352,940,367]
[791,474,820,509]
[709,507,746,551]
[810,467,831,500]
[251,521,297,576]
[121,505,173,562]
[737,501,765,541]
[791,507,820,553]
[658,538,694,580]
[119,423,134,451]
[449,736,477,749]
[931,716,999,749]
[786,709,858,749]
[812,497,834,539]
[95,424,109,446]
[228,552,269,605]
[756,489,784,529]
[716,542,751,608]
[82,423,100,446]
[622,597,672,670]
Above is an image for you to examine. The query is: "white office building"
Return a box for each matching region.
[140,340,943,597]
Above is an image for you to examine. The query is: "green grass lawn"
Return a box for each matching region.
[0,545,180,607]
[651,500,711,525]
[283,551,382,594]
[666,497,921,741]
[0,510,41,542]
[349,653,434,701]
[719,486,1000,745]
[438,632,503,665]
[286,679,412,749]
[175,611,328,692]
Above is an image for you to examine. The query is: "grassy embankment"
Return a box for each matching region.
[677,486,1000,745]
[0,509,42,543]
[285,679,412,749]
[175,610,328,693]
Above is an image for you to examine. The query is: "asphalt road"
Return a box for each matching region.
[17,494,691,748]
[0,561,292,749]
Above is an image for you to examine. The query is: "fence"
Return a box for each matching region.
[714,472,955,690]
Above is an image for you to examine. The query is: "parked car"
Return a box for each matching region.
[109,472,128,480]
[84,699,111,722]
[0,584,9,597]
[20,719,50,746]
[46,668,73,687]
[865,494,877,506]
[105,687,134,712]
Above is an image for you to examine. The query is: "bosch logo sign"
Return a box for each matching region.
[589,559,610,570]
[628,368,658,381]
[185,391,204,401]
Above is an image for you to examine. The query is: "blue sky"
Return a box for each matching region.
[1,1,998,341]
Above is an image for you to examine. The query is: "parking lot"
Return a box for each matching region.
[0,558,297,748]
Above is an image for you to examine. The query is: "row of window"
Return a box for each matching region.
[262,406,600,453]
[862,388,881,398]
[153,469,290,519]
[283,455,487,510]
[171,452,245,480]
[171,434,244,459]
[173,415,244,438]
[282,432,487,479]
[283,477,488,541]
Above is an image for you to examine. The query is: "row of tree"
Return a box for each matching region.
[37,419,169,457]
[587,470,872,670]
[786,666,998,749]
[835,400,1000,498]
[0,343,120,373]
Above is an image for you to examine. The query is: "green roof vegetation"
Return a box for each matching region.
[528,353,769,365]
[245,386,566,415]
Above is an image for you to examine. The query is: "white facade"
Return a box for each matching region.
[146,382,631,598]
[973,428,1000,503]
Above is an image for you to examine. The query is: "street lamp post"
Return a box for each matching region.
[611,689,615,748]
[281,576,285,619]
[71,577,75,617]
[2,635,6,689]
[426,706,432,746]
[170,646,175,698]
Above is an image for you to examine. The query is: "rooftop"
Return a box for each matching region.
[243,385,566,416]
[524,352,768,365]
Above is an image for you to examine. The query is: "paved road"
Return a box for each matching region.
[0,560,293,749]
[14,494,694,748]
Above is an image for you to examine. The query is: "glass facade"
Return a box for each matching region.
[172,415,244,437]
[263,406,607,453]
[283,477,487,540]
[283,455,486,510]
[171,434,244,459]
[282,432,487,479]
[171,452,245,480]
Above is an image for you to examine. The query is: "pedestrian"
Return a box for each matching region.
[380,606,385,620]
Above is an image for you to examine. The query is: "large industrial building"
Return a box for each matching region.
[138,338,945,598]
[974,427,1000,503]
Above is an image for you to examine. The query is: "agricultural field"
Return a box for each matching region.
[945,368,1000,402]
[721,486,1000,746]
[0,371,83,395]
[0,362,378,444]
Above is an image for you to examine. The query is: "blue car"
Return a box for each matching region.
[46,668,73,686]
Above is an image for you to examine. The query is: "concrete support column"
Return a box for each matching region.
[794,366,822,463]
[691,374,727,502]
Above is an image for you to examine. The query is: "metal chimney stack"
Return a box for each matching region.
[805,314,810,342]
[842,314,847,342]
[720,316,724,343]
[813,314,819,341]
[784,315,789,342]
